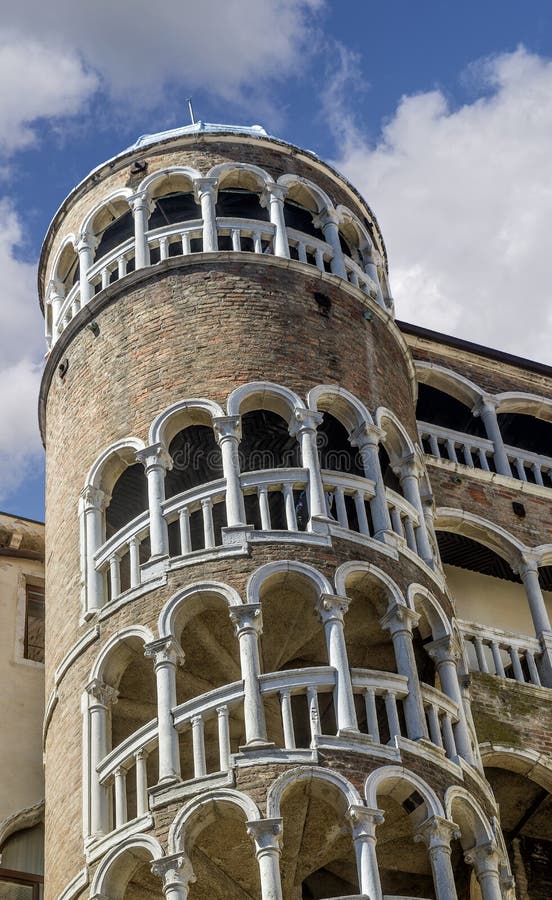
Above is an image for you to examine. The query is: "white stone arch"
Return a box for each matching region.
[336,203,374,261]
[90,624,155,687]
[277,173,333,214]
[226,380,305,421]
[80,187,134,238]
[148,397,225,449]
[49,233,78,284]
[90,833,164,900]
[306,384,374,434]
[247,559,333,606]
[535,543,552,566]
[207,161,274,192]
[406,583,451,639]
[479,742,552,793]
[158,580,244,639]
[495,389,552,424]
[86,437,146,495]
[266,765,362,818]
[374,406,416,463]
[334,560,404,612]
[365,765,444,818]
[444,785,495,849]
[168,788,261,853]
[434,507,526,572]
[138,165,202,201]
[415,360,484,409]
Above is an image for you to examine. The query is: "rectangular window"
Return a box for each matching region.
[0,869,43,900]
[24,584,45,664]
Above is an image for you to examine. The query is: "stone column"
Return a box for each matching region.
[151,854,196,900]
[313,210,347,278]
[129,191,154,269]
[136,443,172,558]
[380,604,429,741]
[362,245,385,305]
[194,177,218,252]
[48,278,66,340]
[426,635,475,765]
[87,678,118,836]
[246,819,283,900]
[229,605,270,748]
[464,842,504,900]
[347,805,385,900]
[316,594,358,733]
[81,485,108,615]
[290,408,329,528]
[473,396,512,477]
[414,816,460,900]
[395,455,434,567]
[144,637,185,783]
[262,184,289,258]
[350,423,393,539]
[76,231,97,306]
[517,553,552,636]
[213,415,247,527]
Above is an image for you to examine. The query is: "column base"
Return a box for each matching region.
[238,740,276,752]
[308,515,332,536]
[221,524,255,547]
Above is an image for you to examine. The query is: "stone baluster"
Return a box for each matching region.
[290,408,329,529]
[246,819,284,900]
[213,415,247,527]
[229,605,271,748]
[380,604,429,742]
[414,816,460,900]
[464,842,504,900]
[136,443,172,558]
[76,231,97,306]
[472,396,512,477]
[86,678,118,836]
[350,423,394,540]
[262,184,289,258]
[144,637,185,783]
[81,485,108,615]
[194,177,218,252]
[129,191,154,269]
[151,854,196,900]
[426,635,475,765]
[313,209,347,278]
[315,594,358,733]
[394,455,434,567]
[48,278,66,340]
[347,805,385,900]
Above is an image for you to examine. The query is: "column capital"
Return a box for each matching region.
[128,191,155,215]
[289,407,323,436]
[261,183,288,205]
[76,231,99,253]
[48,277,66,299]
[380,602,420,635]
[246,817,283,853]
[425,634,463,665]
[313,208,340,229]
[144,636,185,667]
[229,603,263,637]
[346,804,385,838]
[349,422,385,449]
[414,815,460,850]
[81,484,109,511]
[472,394,499,417]
[515,551,541,578]
[315,593,350,624]
[86,678,119,708]
[193,176,218,201]
[464,840,501,872]
[395,452,423,480]
[151,853,196,891]
[213,415,242,443]
[136,442,173,474]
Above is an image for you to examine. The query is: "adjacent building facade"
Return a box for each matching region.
[4,122,550,900]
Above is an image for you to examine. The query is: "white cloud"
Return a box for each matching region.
[329,47,552,363]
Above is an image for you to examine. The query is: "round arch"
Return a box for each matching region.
[90,834,164,900]
[49,233,78,284]
[365,765,444,818]
[158,580,244,639]
[226,380,305,420]
[495,391,552,423]
[444,786,495,849]
[138,165,202,200]
[80,188,134,238]
[168,788,260,853]
[89,624,155,685]
[415,361,484,409]
[277,174,333,214]
[207,161,273,192]
[374,406,416,463]
[434,507,526,571]
[148,397,225,449]
[247,560,333,606]
[479,742,552,793]
[85,437,146,495]
[267,765,362,818]
[336,204,374,250]
[306,384,373,434]
[406,583,451,639]
[334,560,404,612]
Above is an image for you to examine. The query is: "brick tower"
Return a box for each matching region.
[39,123,515,900]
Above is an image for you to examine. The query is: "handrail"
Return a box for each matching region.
[418,421,494,452]
[172,679,244,728]
[97,717,158,782]
[259,666,336,692]
[321,470,376,496]
[87,236,135,282]
[240,467,308,490]
[94,509,150,568]
[162,478,227,519]
[458,619,540,653]
[146,218,203,241]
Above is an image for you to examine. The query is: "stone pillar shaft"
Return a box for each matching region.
[381,604,428,741]
[145,638,184,782]
[316,594,358,732]
[230,606,269,747]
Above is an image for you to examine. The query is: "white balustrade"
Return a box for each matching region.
[322,471,376,537]
[87,237,136,295]
[460,620,543,686]
[385,488,419,551]
[504,443,552,488]
[420,684,460,761]
[418,422,495,472]
[344,256,381,301]
[286,227,333,274]
[240,468,308,531]
[147,220,203,260]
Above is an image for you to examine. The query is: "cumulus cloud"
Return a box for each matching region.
[329,46,552,363]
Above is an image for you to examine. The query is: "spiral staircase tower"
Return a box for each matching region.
[39,123,514,900]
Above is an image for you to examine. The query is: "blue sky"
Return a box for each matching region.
[2,0,552,522]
